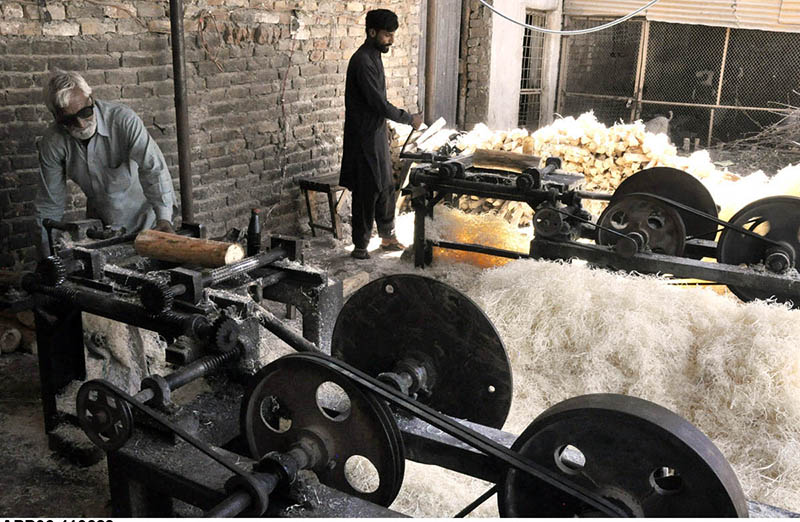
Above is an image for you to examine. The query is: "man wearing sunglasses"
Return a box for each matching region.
[35,71,176,256]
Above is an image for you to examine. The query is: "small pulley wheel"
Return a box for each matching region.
[597,194,687,256]
[498,394,748,517]
[611,167,718,256]
[717,195,800,304]
[533,208,565,238]
[76,380,134,451]
[331,274,512,429]
[240,354,405,507]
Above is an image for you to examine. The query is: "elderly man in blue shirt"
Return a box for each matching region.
[35,70,176,256]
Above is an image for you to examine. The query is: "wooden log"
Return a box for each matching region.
[414,117,447,150]
[472,149,541,173]
[0,326,22,354]
[134,230,245,268]
[342,271,370,298]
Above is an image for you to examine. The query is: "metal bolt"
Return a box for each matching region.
[765,250,791,273]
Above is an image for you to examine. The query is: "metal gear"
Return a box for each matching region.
[37,256,67,286]
[139,278,174,314]
[212,317,242,352]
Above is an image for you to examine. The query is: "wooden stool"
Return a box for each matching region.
[298,174,346,239]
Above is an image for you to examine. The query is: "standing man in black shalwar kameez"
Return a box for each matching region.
[340,9,423,259]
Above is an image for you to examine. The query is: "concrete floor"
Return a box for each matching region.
[0,351,110,517]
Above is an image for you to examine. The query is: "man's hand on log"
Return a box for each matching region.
[154,219,175,234]
[411,113,423,130]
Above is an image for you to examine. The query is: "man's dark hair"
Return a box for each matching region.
[365,9,399,34]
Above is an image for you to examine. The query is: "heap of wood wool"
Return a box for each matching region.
[455,259,800,513]
[425,205,532,268]
[697,162,800,221]
[383,254,800,515]
[402,205,800,513]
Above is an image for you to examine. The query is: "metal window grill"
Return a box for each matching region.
[557,16,800,146]
[518,10,548,129]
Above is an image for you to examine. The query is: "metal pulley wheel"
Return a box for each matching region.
[76,380,134,451]
[331,274,513,429]
[597,194,687,256]
[498,394,748,517]
[610,167,718,256]
[240,355,405,507]
[533,207,565,238]
[717,195,800,304]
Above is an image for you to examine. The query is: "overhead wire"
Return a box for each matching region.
[476,0,660,35]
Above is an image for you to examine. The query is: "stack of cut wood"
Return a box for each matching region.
[452,196,532,227]
[390,112,736,225]
[455,114,683,193]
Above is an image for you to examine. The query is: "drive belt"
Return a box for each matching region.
[624,192,784,248]
[288,352,628,517]
[85,355,626,517]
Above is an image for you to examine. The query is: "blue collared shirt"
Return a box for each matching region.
[35,99,175,255]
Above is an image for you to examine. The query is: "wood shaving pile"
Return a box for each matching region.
[389,207,800,516]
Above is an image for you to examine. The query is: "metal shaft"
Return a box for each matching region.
[165,349,239,390]
[169,0,194,224]
[254,305,319,353]
[206,248,287,286]
[205,491,253,518]
[31,282,209,340]
[135,348,241,405]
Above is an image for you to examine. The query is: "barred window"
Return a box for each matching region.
[518,10,548,129]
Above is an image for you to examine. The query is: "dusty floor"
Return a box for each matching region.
[0,352,110,516]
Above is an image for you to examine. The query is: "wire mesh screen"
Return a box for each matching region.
[557,17,800,145]
[716,28,800,141]
[642,23,726,106]
[558,17,643,125]
[518,10,547,129]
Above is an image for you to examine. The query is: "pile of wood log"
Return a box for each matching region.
[389,112,733,226]
[455,114,682,194]
[453,196,533,227]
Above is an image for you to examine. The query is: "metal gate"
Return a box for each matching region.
[556,17,800,146]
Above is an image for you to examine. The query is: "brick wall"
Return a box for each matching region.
[0,0,422,269]
[463,0,491,130]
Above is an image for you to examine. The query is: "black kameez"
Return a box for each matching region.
[339,42,413,249]
[340,42,413,192]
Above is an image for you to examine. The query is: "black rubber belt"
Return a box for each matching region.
[87,380,259,491]
[625,192,785,248]
[289,352,628,517]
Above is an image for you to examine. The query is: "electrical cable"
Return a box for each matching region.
[477,0,660,35]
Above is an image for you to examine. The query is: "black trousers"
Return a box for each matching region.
[351,183,396,249]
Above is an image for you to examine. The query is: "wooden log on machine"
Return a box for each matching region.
[472,149,542,173]
[134,230,245,268]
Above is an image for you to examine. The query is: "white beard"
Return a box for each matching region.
[68,118,97,140]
